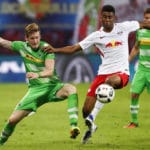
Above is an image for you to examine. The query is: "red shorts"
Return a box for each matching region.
[87,72,129,97]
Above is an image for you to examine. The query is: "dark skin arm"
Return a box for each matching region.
[128,42,139,62]
[42,44,82,54]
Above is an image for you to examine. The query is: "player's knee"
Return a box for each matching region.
[8,117,17,126]
[57,84,77,98]
[64,84,77,95]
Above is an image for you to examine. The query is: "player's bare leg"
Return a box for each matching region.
[0,110,31,145]
[81,96,97,143]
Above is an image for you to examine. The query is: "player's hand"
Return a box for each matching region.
[26,72,39,79]
[42,45,56,53]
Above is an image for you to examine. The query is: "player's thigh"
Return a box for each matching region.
[87,75,106,97]
[48,83,65,102]
[106,73,129,89]
[131,70,146,94]
[15,86,49,111]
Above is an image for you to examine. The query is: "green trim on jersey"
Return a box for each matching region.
[11,41,60,86]
[136,29,150,71]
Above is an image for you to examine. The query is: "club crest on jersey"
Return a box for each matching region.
[105,40,122,48]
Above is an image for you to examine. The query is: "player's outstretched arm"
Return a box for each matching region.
[0,37,12,49]
[43,44,82,54]
[128,42,139,62]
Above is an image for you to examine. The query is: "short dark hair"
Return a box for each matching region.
[101,5,115,14]
[144,8,150,15]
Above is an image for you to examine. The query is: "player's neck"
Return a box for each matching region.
[103,25,114,33]
[32,47,40,52]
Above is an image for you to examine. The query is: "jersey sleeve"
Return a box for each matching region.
[11,41,24,52]
[136,30,139,41]
[79,31,98,50]
[40,41,55,60]
[120,21,140,33]
[45,53,55,60]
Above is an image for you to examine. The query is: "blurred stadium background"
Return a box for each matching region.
[0,0,150,83]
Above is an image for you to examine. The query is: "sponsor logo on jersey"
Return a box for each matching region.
[26,54,43,63]
[105,40,122,48]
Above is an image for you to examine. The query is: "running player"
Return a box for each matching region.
[124,8,150,128]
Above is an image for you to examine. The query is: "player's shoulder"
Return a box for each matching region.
[137,28,150,37]
[115,22,129,28]
[114,22,136,32]
[11,41,25,47]
[138,28,150,33]
[116,21,139,27]
[12,40,24,44]
[84,30,102,40]
[90,29,104,36]
[89,30,101,35]
[40,41,49,47]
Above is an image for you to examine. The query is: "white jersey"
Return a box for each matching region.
[79,21,140,75]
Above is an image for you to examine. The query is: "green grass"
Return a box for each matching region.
[0,83,150,150]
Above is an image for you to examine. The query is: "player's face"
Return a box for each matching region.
[144,13,150,22]
[101,12,115,32]
[25,31,41,49]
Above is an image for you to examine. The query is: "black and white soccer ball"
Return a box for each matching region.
[95,84,115,103]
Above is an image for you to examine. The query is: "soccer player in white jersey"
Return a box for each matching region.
[43,5,150,143]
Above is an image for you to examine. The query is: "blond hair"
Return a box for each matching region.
[25,23,40,37]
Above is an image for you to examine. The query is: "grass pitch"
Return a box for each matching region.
[0,83,150,150]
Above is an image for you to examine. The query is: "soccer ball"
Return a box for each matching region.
[95,84,115,103]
